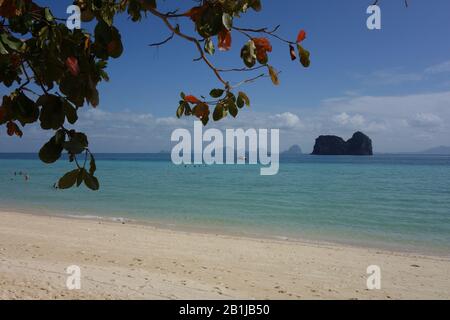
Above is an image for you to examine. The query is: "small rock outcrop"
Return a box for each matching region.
[312,132,373,156]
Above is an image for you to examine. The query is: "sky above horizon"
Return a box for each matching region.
[1,0,450,153]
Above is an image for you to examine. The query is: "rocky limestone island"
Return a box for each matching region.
[312,132,373,156]
[282,145,303,155]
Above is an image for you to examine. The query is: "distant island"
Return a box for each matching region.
[282,145,303,155]
[312,132,373,156]
[418,146,450,155]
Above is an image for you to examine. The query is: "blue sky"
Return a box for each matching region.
[2,0,450,153]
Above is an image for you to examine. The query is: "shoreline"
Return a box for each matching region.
[1,210,450,299]
[2,206,449,258]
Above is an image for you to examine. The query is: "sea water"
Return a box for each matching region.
[0,153,449,255]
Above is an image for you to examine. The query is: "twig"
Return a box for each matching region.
[149,32,175,47]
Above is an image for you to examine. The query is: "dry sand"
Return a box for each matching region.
[0,210,449,300]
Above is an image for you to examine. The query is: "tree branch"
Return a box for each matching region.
[148,7,229,89]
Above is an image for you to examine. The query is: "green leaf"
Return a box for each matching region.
[14,92,39,126]
[201,116,209,126]
[58,169,79,189]
[1,33,24,51]
[83,171,100,191]
[222,13,233,31]
[176,102,185,118]
[204,38,215,55]
[184,103,192,116]
[213,103,226,121]
[297,44,311,68]
[63,99,78,125]
[237,95,244,109]
[238,92,250,108]
[196,6,223,38]
[210,89,224,98]
[76,168,85,187]
[64,132,88,155]
[39,136,63,164]
[44,8,54,22]
[59,76,85,107]
[0,40,8,54]
[225,98,238,118]
[240,40,257,68]
[37,95,65,130]
[55,129,66,145]
[89,154,97,175]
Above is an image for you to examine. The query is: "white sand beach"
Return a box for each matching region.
[0,210,449,300]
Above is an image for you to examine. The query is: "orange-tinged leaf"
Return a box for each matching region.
[256,50,268,65]
[184,95,201,104]
[296,30,306,43]
[253,37,272,64]
[268,65,279,86]
[6,121,14,136]
[185,5,205,22]
[6,121,22,137]
[15,126,23,137]
[218,29,232,51]
[253,37,272,53]
[65,56,80,77]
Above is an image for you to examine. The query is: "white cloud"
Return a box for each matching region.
[355,59,450,86]
[2,90,450,154]
[408,113,443,129]
[271,112,302,129]
[333,112,366,127]
[425,60,450,74]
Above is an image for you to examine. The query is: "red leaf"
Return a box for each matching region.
[184,95,201,104]
[296,30,306,43]
[253,38,272,53]
[218,29,232,51]
[65,56,80,77]
[252,38,272,64]
[0,2,19,18]
[185,6,205,22]
[289,45,297,61]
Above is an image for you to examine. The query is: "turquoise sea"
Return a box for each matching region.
[1,153,449,255]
